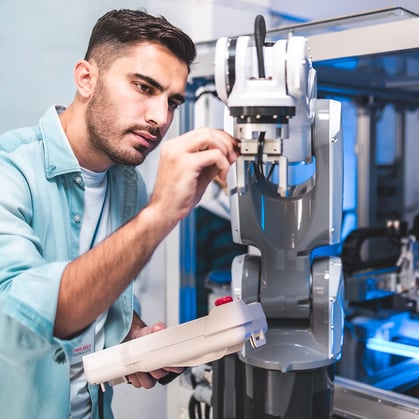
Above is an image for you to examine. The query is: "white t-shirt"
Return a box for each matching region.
[70,167,111,418]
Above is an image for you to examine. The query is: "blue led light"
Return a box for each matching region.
[366,338,419,359]
[261,195,265,231]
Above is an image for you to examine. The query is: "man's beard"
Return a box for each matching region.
[85,81,161,166]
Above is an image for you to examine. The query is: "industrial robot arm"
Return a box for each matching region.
[214,14,344,384]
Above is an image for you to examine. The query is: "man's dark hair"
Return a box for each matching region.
[84,9,197,73]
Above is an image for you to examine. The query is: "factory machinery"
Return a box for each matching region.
[211,14,344,419]
[179,8,419,419]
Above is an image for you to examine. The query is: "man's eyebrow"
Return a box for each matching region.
[133,73,185,104]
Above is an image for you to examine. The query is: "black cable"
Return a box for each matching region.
[254,15,266,79]
[188,371,203,419]
[98,386,104,419]
[194,89,221,103]
[267,162,276,180]
[158,371,182,385]
[204,403,211,419]
[255,131,266,181]
[188,397,203,419]
[188,396,196,419]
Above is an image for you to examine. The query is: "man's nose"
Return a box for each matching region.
[144,96,169,127]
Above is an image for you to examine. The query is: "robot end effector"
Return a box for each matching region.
[215,15,317,197]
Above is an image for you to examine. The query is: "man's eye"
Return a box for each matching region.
[169,101,180,110]
[135,83,152,94]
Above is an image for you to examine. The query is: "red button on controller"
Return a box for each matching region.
[214,296,233,306]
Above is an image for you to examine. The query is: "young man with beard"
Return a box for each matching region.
[0,9,238,419]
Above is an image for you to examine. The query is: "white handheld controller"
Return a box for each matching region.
[82,298,267,387]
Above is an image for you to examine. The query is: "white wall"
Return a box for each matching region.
[0,0,150,133]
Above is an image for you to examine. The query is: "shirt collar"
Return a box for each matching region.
[39,105,81,179]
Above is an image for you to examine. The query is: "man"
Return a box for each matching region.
[0,9,238,419]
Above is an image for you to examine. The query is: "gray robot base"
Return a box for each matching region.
[212,354,335,419]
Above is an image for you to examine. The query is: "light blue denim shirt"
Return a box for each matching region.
[0,106,148,418]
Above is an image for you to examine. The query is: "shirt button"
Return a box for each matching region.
[74,214,81,223]
[75,176,82,184]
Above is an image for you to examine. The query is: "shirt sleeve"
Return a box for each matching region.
[0,155,73,364]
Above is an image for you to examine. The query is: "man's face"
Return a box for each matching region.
[85,42,188,167]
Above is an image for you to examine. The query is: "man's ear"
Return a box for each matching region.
[74,60,98,98]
